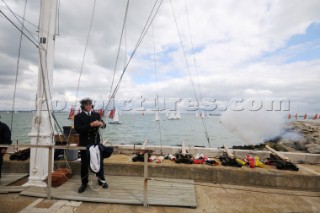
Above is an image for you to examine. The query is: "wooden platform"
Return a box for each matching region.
[0,173,28,193]
[20,175,197,208]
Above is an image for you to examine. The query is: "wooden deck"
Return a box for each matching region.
[20,175,197,208]
[0,173,28,193]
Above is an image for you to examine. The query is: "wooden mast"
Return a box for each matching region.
[24,0,58,187]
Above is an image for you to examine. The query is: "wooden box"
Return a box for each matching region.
[51,168,72,187]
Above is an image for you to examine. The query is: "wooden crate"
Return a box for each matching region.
[51,168,72,187]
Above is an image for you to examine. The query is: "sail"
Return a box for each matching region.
[304,113,307,119]
[99,109,104,117]
[313,114,318,120]
[68,107,75,119]
[168,111,175,120]
[113,108,120,123]
[195,111,199,117]
[176,110,181,119]
[155,111,160,121]
[288,114,291,119]
[109,108,115,119]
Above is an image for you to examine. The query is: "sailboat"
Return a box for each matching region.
[67,107,75,120]
[108,107,121,124]
[167,111,176,120]
[95,108,104,117]
[176,109,181,119]
[167,110,181,120]
[313,114,318,120]
[201,111,207,118]
[155,111,160,121]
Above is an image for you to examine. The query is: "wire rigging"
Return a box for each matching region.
[1,0,39,47]
[0,9,39,48]
[169,0,211,147]
[183,0,211,147]
[75,0,97,106]
[10,0,27,131]
[105,0,163,110]
[108,0,130,102]
[152,24,163,152]
[184,0,203,100]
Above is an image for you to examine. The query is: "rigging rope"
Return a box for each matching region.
[0,9,39,48]
[10,0,27,131]
[152,24,163,152]
[169,0,211,147]
[1,0,39,46]
[75,0,97,106]
[108,0,130,101]
[183,0,211,147]
[105,0,163,110]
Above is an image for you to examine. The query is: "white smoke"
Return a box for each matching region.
[220,110,285,144]
[281,131,305,142]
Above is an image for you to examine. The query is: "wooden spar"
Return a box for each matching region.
[224,144,234,159]
[142,139,148,206]
[265,145,289,161]
[47,146,53,199]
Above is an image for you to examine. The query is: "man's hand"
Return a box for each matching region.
[90,120,103,127]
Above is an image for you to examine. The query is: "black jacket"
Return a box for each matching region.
[74,111,106,146]
[0,121,12,145]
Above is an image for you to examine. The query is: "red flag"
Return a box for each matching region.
[288,114,291,119]
[295,113,298,119]
[304,113,307,119]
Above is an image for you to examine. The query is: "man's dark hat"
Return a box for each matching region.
[80,97,93,105]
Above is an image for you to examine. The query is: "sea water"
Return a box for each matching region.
[0,112,244,148]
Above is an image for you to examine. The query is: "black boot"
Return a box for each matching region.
[78,184,87,193]
[98,180,108,188]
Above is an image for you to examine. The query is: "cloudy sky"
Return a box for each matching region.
[0,0,320,114]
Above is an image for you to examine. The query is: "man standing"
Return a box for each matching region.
[0,120,12,179]
[74,98,107,193]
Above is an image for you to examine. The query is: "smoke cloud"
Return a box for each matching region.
[220,110,286,144]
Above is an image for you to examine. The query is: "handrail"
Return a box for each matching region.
[0,143,153,206]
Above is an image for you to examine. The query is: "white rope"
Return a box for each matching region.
[75,0,97,106]
[152,24,163,153]
[169,0,211,147]
[105,0,163,110]
[10,0,27,132]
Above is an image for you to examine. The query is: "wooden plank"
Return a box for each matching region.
[20,175,197,208]
[0,173,28,187]
[143,152,148,207]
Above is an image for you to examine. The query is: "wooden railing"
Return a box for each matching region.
[0,144,152,207]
